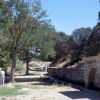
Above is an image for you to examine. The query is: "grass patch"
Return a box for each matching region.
[0,85,23,96]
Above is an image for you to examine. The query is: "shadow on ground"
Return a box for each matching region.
[30,77,73,87]
[25,78,100,100]
[60,90,100,100]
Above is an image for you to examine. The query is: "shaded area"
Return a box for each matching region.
[88,68,97,89]
[60,90,100,100]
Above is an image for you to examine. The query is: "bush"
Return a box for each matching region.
[16,59,23,71]
[0,50,11,71]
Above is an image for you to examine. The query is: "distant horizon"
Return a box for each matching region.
[41,0,100,35]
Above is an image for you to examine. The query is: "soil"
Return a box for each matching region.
[0,80,100,100]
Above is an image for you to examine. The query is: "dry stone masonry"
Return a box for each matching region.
[48,60,100,89]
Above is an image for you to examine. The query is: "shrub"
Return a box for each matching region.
[0,51,11,71]
[16,59,23,71]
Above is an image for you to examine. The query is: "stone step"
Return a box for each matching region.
[15,75,50,82]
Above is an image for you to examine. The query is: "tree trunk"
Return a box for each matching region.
[11,48,16,82]
[25,50,29,75]
[26,60,29,75]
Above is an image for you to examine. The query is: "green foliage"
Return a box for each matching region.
[50,27,93,65]
[72,27,92,46]
[85,23,100,56]
[0,0,9,29]
[16,59,23,71]
[54,32,69,60]
[40,40,56,60]
[0,0,49,80]
[70,27,92,59]
[0,50,10,70]
[33,23,56,60]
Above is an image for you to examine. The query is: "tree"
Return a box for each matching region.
[86,23,100,56]
[21,23,56,74]
[71,27,92,58]
[33,23,56,60]
[66,37,79,65]
[54,32,69,61]
[85,10,100,57]
[1,0,47,82]
[72,27,92,46]
[0,18,11,72]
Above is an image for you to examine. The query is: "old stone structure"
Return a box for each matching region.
[48,60,100,89]
[84,60,100,89]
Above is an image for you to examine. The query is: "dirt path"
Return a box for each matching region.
[1,60,100,100]
[0,81,100,100]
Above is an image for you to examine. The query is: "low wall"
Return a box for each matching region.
[48,61,100,89]
[48,67,85,85]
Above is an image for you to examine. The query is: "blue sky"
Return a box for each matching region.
[41,0,100,35]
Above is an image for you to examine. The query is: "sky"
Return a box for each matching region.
[41,0,100,35]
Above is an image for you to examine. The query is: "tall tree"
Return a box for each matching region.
[1,0,47,82]
[85,9,100,57]
[54,32,69,61]
[72,27,92,46]
[86,23,100,56]
[72,27,92,56]
[33,23,56,60]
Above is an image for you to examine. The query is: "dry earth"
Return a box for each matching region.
[1,61,100,100]
[0,81,100,100]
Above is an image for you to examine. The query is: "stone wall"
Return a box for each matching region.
[48,67,85,85]
[48,61,100,89]
[84,61,100,89]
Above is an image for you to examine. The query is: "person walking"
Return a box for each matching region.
[1,69,5,85]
